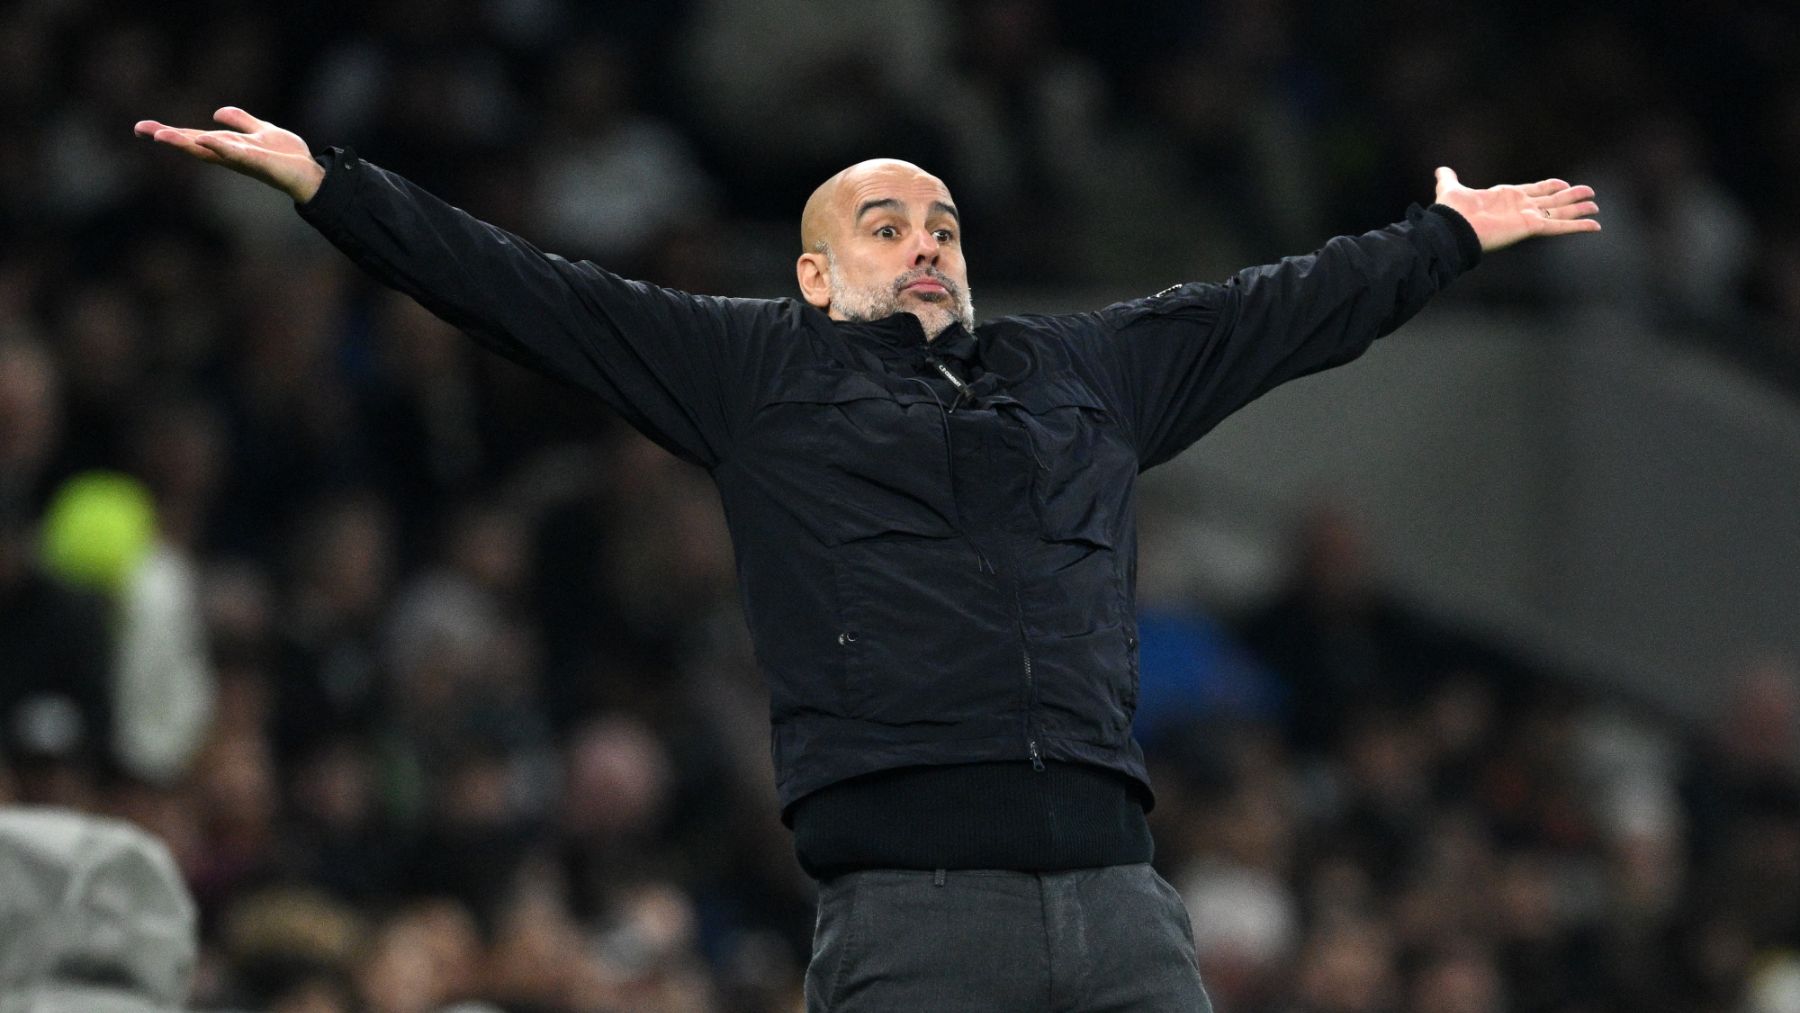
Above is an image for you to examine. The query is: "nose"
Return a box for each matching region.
[910,229,940,266]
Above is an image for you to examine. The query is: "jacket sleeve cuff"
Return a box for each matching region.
[1425,203,1483,272]
[294,146,360,226]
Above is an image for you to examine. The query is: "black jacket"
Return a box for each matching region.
[298,148,1481,825]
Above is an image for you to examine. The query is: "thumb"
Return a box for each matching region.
[212,106,262,132]
[1434,166,1459,198]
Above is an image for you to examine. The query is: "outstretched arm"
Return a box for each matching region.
[132,107,787,469]
[1432,166,1600,252]
[134,107,325,203]
[1079,168,1600,467]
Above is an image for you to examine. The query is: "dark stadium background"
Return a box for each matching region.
[2,1,1798,1011]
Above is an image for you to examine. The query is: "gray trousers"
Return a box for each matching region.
[804,864,1213,1012]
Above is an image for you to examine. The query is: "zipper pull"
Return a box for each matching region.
[1028,740,1045,772]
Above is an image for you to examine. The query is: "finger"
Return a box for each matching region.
[1539,212,1602,232]
[1435,166,1459,189]
[136,121,219,144]
[1547,218,1602,235]
[148,128,226,164]
[1522,178,1572,197]
[194,133,252,162]
[149,126,214,150]
[151,126,212,143]
[1548,201,1600,220]
[212,106,263,133]
[1536,190,1599,221]
[1535,185,1596,208]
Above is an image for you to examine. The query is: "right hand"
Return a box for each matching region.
[1431,166,1600,253]
[134,106,326,203]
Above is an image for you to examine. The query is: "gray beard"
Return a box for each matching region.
[826,252,976,340]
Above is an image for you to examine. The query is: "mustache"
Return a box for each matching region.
[892,267,962,300]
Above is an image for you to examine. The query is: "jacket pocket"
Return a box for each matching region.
[831,534,1018,729]
[1003,378,1136,548]
[757,367,961,545]
[1031,617,1137,745]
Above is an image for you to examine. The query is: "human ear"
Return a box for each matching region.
[796,252,831,310]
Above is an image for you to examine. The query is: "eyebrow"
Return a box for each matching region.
[854,198,961,226]
[855,198,902,222]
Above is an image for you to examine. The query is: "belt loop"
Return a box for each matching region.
[933,868,946,887]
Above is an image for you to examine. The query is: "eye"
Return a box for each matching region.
[874,225,898,239]
[933,228,956,243]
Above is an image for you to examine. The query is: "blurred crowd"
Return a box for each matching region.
[1132,508,1800,1013]
[5,0,1800,373]
[3,0,1800,1011]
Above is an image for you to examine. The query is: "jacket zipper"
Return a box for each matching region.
[1011,577,1046,773]
[1025,645,1045,772]
[948,375,1038,773]
[907,369,990,572]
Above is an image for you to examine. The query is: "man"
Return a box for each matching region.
[135,106,1598,1011]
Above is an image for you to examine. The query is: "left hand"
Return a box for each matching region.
[134,107,325,203]
[1433,167,1600,252]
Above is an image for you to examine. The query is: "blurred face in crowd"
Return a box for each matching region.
[796,159,974,340]
[0,337,60,479]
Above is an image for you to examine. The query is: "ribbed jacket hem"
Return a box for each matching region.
[790,760,1152,879]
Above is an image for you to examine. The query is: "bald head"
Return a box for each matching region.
[800,158,951,253]
[795,159,973,339]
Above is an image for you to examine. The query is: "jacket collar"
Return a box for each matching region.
[834,312,978,364]
[928,319,979,367]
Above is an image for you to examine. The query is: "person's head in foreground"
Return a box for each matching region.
[0,808,198,1013]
